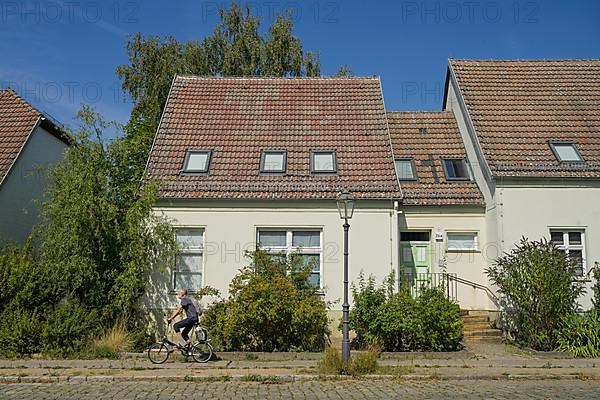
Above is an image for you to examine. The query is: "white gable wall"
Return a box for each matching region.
[0,125,68,243]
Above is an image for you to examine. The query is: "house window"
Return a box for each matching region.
[395,159,417,181]
[260,150,287,173]
[257,229,322,288]
[550,230,586,276]
[447,232,478,251]
[549,142,584,163]
[311,151,337,174]
[174,228,204,291]
[183,150,212,173]
[442,158,470,181]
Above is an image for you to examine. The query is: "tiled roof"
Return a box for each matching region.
[388,111,484,206]
[145,76,401,200]
[0,89,42,185]
[449,59,600,178]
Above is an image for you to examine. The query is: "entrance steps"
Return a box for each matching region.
[461,310,503,343]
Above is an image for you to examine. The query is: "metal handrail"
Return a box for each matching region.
[446,275,500,307]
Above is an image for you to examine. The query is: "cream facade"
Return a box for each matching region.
[145,200,398,313]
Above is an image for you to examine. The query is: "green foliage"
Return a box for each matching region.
[592,262,600,311]
[349,273,463,352]
[203,250,329,352]
[317,346,379,376]
[0,108,175,357]
[486,237,585,351]
[556,311,600,358]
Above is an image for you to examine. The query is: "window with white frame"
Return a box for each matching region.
[310,151,337,174]
[550,230,586,276]
[174,228,204,291]
[183,150,212,173]
[447,232,478,251]
[257,229,322,288]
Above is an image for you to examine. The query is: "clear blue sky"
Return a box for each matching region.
[1,0,599,135]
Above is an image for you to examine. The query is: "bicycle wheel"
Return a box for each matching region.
[191,341,213,363]
[147,342,170,364]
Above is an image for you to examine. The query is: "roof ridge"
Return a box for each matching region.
[174,74,380,80]
[449,58,600,62]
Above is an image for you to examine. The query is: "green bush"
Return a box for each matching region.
[486,237,585,351]
[349,273,463,352]
[556,311,600,358]
[203,250,330,352]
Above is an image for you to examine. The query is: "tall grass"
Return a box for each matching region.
[317,346,380,376]
[88,320,132,359]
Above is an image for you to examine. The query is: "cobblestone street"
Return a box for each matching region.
[2,379,600,399]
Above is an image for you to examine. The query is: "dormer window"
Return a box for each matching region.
[311,150,337,174]
[260,150,287,173]
[183,150,212,173]
[549,142,584,163]
[395,159,417,181]
[442,158,470,181]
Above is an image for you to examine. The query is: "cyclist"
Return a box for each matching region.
[167,288,199,350]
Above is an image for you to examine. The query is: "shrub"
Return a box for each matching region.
[317,346,379,376]
[592,263,600,311]
[349,273,463,352]
[556,311,600,358]
[203,250,329,352]
[486,237,585,351]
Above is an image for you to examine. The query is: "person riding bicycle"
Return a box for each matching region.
[167,288,200,349]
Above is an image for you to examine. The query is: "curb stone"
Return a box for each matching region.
[2,373,600,384]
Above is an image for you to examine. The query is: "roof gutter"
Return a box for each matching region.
[377,76,403,202]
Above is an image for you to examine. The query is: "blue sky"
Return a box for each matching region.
[1,0,599,135]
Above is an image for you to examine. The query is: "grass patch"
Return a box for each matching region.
[87,320,132,359]
[245,353,259,360]
[317,346,380,376]
[241,374,283,384]
[376,365,414,375]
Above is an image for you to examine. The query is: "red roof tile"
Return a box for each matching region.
[0,89,42,185]
[449,60,600,178]
[388,111,484,206]
[145,76,401,200]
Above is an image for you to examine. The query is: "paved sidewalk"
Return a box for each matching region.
[1,342,599,384]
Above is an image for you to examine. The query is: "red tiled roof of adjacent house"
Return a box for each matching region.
[0,89,43,185]
[449,59,600,178]
[387,111,484,206]
[144,76,401,200]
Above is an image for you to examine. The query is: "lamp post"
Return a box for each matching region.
[336,190,355,363]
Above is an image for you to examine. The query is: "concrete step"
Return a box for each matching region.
[463,336,503,343]
[463,322,492,330]
[464,329,502,337]
[462,315,489,324]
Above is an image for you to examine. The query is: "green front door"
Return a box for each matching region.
[399,231,431,296]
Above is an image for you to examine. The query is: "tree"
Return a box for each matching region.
[116,2,324,178]
[486,237,585,351]
[0,107,176,356]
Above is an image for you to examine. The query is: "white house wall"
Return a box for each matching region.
[0,125,67,243]
[146,200,398,313]
[496,182,600,309]
[400,208,495,310]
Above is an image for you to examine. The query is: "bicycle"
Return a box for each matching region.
[147,320,214,364]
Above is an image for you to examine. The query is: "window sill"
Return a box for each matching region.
[446,249,480,253]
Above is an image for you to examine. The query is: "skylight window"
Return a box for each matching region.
[260,150,287,173]
[183,150,212,173]
[442,158,470,181]
[395,159,417,181]
[549,142,584,163]
[311,151,337,174]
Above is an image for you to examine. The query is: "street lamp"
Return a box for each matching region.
[336,190,355,362]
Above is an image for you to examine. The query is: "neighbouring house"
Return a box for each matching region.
[387,111,494,310]
[445,59,600,309]
[0,89,71,244]
[143,76,402,317]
